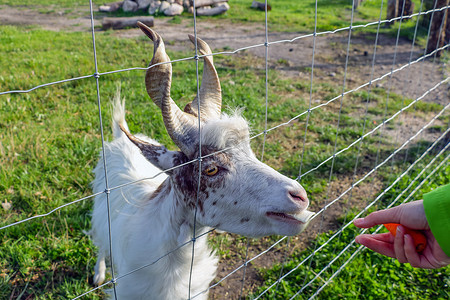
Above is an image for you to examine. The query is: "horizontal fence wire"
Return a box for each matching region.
[0,2,449,299]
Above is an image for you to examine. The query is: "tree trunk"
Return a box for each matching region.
[426,0,449,56]
[353,0,364,9]
[387,0,414,24]
[387,0,399,21]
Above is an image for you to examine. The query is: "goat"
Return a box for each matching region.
[90,22,314,299]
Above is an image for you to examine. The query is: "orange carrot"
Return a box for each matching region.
[383,223,427,253]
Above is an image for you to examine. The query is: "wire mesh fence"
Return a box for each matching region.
[0,0,449,299]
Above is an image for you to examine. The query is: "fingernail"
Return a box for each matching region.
[397,225,404,235]
[354,236,361,244]
[404,233,411,241]
[354,218,364,226]
[404,234,410,246]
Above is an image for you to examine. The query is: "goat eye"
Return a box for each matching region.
[204,165,219,176]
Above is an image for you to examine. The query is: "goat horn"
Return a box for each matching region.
[184,34,222,120]
[138,22,198,156]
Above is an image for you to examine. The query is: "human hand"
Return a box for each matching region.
[353,200,450,269]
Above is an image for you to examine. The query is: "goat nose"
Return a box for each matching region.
[289,187,308,203]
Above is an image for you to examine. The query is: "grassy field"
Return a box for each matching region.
[1,1,449,299]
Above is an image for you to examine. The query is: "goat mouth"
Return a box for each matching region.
[266,211,311,225]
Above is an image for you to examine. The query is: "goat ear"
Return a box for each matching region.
[119,123,183,173]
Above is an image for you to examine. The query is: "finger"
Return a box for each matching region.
[394,225,407,263]
[404,234,422,268]
[355,234,396,258]
[354,208,401,228]
[356,232,395,245]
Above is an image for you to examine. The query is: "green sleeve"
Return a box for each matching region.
[423,183,450,257]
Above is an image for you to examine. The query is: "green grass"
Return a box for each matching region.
[0,14,448,299]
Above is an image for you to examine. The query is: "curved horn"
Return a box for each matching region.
[138,22,198,156]
[184,34,222,120]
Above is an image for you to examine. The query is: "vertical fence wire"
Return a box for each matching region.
[397,0,424,165]
[188,0,202,298]
[298,0,318,180]
[88,0,118,297]
[333,0,387,262]
[302,0,357,289]
[386,0,408,173]
[240,0,271,295]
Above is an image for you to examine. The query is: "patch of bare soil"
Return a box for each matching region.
[1,5,448,299]
[0,5,94,31]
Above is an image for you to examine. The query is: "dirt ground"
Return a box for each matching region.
[1,5,448,299]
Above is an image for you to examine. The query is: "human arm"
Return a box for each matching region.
[423,183,450,258]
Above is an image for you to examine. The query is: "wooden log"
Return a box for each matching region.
[192,0,228,8]
[250,1,271,11]
[102,16,154,30]
[196,3,229,15]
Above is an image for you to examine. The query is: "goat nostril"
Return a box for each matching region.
[289,191,308,203]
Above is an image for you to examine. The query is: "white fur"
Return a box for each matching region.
[90,96,312,299]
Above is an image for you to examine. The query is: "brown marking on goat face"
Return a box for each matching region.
[171,145,233,214]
